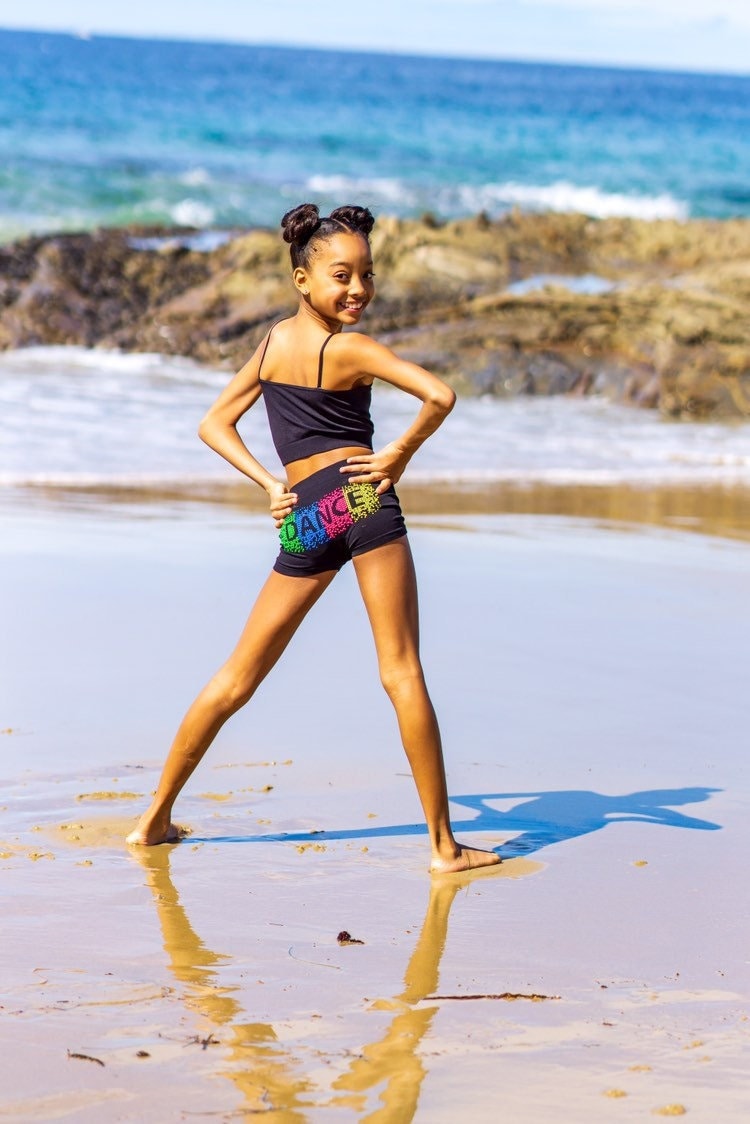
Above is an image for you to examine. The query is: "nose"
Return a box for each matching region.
[349,274,367,296]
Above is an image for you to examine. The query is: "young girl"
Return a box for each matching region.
[127,203,500,874]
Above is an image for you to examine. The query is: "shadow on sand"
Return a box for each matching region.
[190,786,722,858]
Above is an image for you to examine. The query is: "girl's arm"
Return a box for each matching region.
[335,334,456,492]
[197,342,297,524]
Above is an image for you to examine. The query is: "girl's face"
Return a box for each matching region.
[295,232,375,326]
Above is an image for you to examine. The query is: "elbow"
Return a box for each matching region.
[431,385,456,415]
[197,413,219,446]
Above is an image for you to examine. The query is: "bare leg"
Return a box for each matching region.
[353,539,500,874]
[127,568,336,844]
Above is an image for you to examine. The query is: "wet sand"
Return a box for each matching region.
[6,477,750,544]
[2,502,749,1121]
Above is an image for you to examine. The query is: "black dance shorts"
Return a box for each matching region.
[273,459,407,577]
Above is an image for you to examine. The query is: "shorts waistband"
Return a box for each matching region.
[289,459,349,499]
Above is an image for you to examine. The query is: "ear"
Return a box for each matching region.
[292,267,310,296]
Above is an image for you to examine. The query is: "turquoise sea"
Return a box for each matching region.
[1,27,749,241]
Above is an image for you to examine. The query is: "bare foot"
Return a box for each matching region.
[126,814,186,846]
[430,846,501,875]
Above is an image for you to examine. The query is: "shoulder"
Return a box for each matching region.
[326,331,403,387]
[329,330,373,352]
[329,330,393,367]
[332,329,453,402]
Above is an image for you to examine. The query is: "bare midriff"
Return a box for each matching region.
[284,445,372,489]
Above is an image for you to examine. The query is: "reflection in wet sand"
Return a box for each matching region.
[330,877,464,1121]
[8,480,750,542]
[398,480,750,543]
[132,845,540,1118]
[134,845,310,1119]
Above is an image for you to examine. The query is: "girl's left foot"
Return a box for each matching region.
[126,811,185,846]
[430,846,501,875]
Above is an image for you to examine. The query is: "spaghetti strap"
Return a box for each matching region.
[257,324,276,378]
[317,333,334,388]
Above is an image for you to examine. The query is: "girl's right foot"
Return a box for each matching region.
[430,846,501,875]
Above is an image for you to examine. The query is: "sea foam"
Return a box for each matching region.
[305,174,688,221]
[3,347,750,492]
[171,199,216,227]
[458,181,689,222]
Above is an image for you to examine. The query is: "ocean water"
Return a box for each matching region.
[4,347,750,493]
[1,28,749,242]
[2,30,750,501]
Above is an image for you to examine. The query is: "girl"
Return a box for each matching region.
[127,203,499,874]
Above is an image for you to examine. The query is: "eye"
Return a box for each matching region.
[365,271,375,280]
[334,272,350,282]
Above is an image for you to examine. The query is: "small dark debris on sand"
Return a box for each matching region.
[426,992,560,1002]
[67,1050,105,1066]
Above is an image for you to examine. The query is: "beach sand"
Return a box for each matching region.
[2,500,749,1121]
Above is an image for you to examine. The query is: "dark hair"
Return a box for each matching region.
[281,202,375,269]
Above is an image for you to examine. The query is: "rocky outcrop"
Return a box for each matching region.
[1,211,750,418]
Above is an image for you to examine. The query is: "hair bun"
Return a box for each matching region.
[330,205,375,237]
[281,203,321,245]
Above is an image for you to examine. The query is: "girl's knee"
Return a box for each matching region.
[206,667,255,715]
[379,659,425,701]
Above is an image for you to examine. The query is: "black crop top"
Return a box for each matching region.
[258,327,374,465]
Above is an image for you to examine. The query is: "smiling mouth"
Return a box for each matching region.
[340,301,366,311]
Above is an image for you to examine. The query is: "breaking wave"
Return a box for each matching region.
[306,174,688,221]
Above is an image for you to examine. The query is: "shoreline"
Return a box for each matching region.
[4,477,750,544]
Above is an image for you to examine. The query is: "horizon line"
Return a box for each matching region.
[1,23,749,82]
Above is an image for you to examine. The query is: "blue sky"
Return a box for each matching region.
[2,0,750,74]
